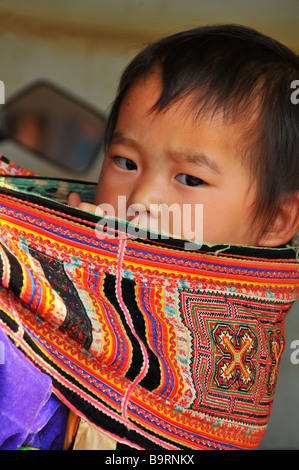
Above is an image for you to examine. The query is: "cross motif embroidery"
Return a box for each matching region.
[213,324,256,391]
[267,330,284,395]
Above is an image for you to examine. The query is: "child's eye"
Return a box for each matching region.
[176,173,205,187]
[113,156,137,171]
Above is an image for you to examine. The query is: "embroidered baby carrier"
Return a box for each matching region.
[0,157,298,450]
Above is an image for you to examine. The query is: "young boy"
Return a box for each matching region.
[65,25,299,449]
[69,23,299,248]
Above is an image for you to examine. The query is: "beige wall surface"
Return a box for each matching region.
[0,0,298,450]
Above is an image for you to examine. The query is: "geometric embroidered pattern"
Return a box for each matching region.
[178,292,287,422]
[267,330,285,396]
[0,156,298,450]
[212,324,256,391]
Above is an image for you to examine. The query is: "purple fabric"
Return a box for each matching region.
[23,393,68,450]
[0,327,68,450]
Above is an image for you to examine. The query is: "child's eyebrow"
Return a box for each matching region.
[109,131,222,175]
[171,151,222,176]
[109,132,136,147]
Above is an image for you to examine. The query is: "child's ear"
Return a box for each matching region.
[258,193,299,247]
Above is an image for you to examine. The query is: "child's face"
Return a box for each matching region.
[95,74,263,246]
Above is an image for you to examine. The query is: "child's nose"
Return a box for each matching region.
[127,175,164,213]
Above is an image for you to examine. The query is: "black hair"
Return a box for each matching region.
[105,24,299,236]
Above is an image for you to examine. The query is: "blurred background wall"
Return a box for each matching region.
[0,0,298,449]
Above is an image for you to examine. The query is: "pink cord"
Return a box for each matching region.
[116,237,149,426]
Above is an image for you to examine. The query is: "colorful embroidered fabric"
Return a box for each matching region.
[0,155,298,450]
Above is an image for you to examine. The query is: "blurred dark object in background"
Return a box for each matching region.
[0,81,106,173]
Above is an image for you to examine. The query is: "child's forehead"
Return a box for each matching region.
[114,78,258,181]
[125,70,260,127]
[120,73,258,154]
